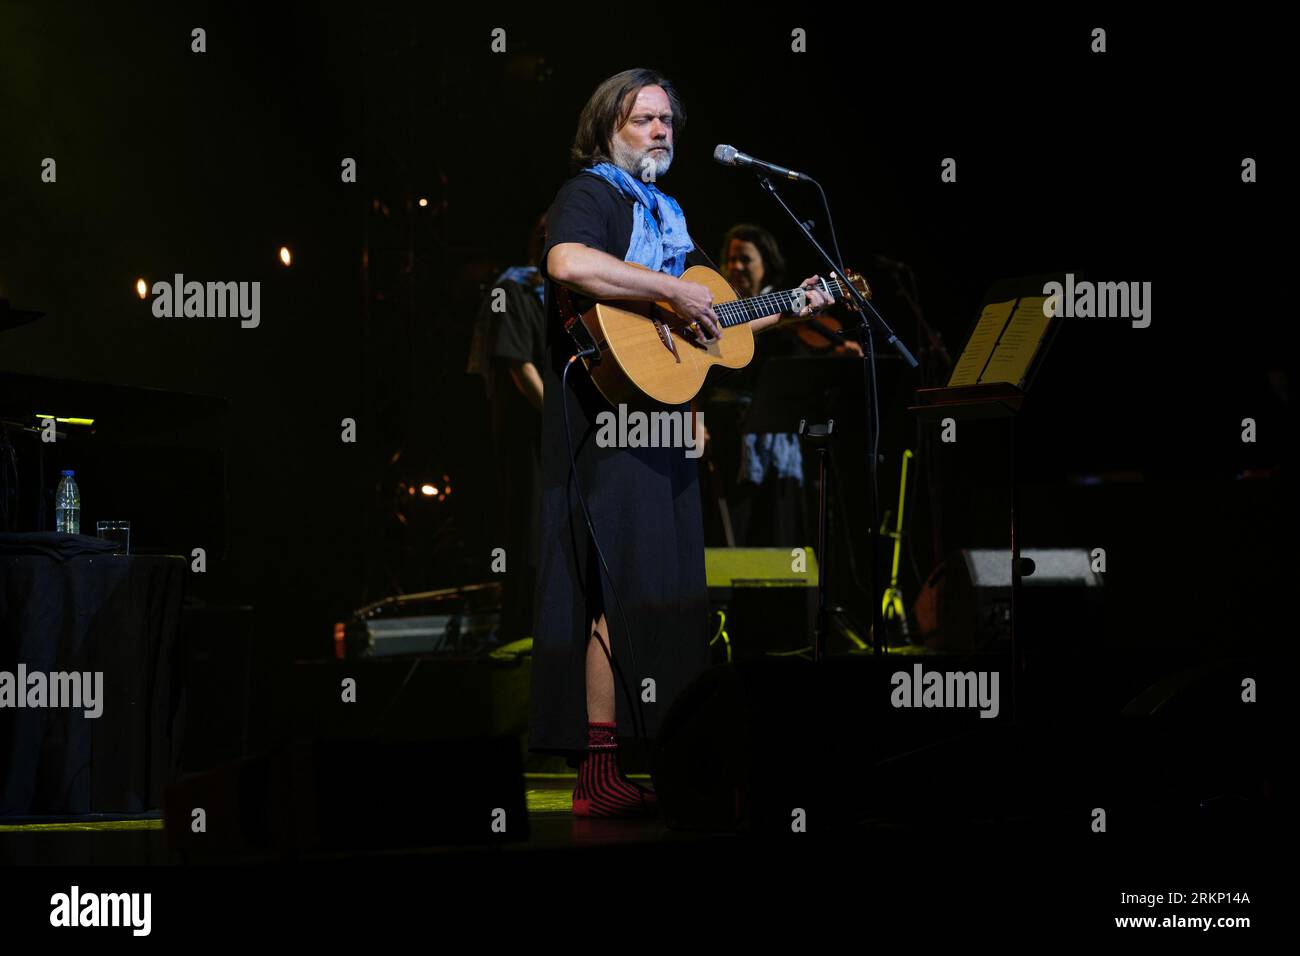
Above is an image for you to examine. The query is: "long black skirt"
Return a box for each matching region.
[527,349,712,758]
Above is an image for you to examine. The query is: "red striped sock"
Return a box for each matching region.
[572,721,658,818]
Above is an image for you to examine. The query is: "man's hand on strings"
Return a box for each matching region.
[667,278,722,345]
[791,275,833,317]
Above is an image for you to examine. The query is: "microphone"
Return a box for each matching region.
[713,144,811,182]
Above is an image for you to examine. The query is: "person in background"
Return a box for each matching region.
[718,223,861,547]
[466,215,547,647]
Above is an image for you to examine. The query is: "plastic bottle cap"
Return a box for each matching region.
[61,469,75,476]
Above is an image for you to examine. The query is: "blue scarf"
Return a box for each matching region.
[583,162,694,277]
[495,266,545,305]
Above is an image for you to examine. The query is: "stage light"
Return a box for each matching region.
[279,246,292,267]
[418,198,428,207]
[135,278,148,299]
[420,483,436,496]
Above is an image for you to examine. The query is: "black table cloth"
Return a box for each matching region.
[0,540,185,815]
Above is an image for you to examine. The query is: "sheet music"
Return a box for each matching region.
[947,299,1014,387]
[981,295,1051,386]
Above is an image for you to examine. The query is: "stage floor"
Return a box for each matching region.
[0,773,733,865]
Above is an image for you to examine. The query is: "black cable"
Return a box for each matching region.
[0,424,16,531]
[561,351,656,788]
[861,306,882,532]
[806,179,884,648]
[813,181,882,527]
[811,178,845,300]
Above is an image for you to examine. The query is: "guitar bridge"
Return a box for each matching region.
[653,316,682,364]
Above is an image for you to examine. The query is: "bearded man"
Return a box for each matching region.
[527,68,831,817]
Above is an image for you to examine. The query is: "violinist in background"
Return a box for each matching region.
[714,223,862,548]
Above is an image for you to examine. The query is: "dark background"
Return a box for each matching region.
[1,5,1286,750]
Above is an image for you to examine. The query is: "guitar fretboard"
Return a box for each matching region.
[713,276,849,328]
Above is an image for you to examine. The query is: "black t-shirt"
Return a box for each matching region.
[477,278,545,442]
[490,278,546,371]
[539,173,709,375]
[480,277,545,581]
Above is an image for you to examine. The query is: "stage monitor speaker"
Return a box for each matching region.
[653,655,1009,833]
[705,548,819,660]
[654,652,1274,839]
[285,657,531,743]
[913,547,1104,652]
[652,657,823,833]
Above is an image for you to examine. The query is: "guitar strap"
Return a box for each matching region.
[557,283,598,358]
[555,282,577,329]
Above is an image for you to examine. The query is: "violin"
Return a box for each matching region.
[795,312,853,353]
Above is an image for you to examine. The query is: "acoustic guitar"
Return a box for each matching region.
[562,263,871,406]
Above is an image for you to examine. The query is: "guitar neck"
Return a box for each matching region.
[714,276,851,328]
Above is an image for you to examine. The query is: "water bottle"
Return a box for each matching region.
[55,469,81,534]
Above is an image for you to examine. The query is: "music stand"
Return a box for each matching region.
[908,281,1061,722]
[741,354,865,434]
[741,354,874,660]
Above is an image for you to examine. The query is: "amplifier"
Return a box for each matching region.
[335,582,501,659]
[705,547,820,660]
[705,546,820,593]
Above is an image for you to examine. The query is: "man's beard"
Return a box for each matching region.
[613,140,672,183]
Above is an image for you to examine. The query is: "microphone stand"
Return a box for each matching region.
[752,173,918,659]
[888,262,952,586]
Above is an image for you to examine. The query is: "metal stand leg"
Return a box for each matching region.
[801,419,834,661]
